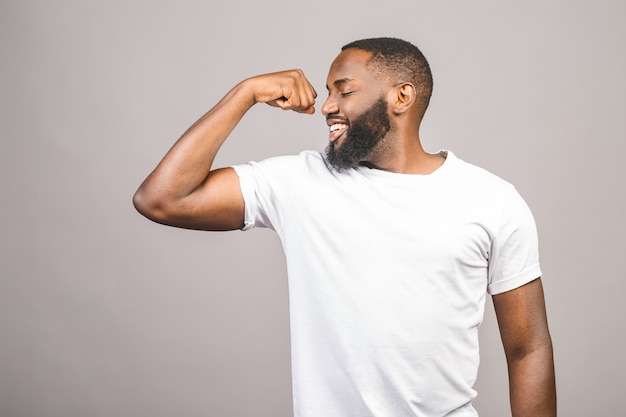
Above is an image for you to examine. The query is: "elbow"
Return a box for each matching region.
[133,185,194,228]
[506,339,554,365]
[132,186,169,224]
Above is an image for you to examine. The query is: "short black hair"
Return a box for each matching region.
[342,37,433,113]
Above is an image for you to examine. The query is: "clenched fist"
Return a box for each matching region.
[246,69,317,114]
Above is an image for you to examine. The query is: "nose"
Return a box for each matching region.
[321,94,337,117]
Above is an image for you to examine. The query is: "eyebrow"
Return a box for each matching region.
[325,78,354,91]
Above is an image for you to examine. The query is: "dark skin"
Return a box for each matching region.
[494,279,556,416]
[134,48,556,416]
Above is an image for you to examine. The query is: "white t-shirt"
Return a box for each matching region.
[233,150,541,417]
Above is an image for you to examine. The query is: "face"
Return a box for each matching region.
[322,49,392,171]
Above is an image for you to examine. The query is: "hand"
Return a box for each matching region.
[247,69,317,114]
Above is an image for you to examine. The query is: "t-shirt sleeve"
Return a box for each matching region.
[231,155,300,232]
[487,186,542,295]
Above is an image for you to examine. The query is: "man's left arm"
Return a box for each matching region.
[492,277,556,417]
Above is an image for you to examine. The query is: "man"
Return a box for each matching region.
[134,38,556,417]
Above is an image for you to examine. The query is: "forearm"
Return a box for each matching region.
[134,81,255,209]
[507,341,556,416]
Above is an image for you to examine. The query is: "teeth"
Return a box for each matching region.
[329,123,347,132]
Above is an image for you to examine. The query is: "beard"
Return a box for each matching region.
[325,97,391,172]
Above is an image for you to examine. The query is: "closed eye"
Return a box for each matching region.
[341,91,355,97]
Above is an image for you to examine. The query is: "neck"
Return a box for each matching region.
[364,131,445,174]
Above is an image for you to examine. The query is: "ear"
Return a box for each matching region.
[390,82,416,115]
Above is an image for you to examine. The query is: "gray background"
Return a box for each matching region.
[1,0,624,416]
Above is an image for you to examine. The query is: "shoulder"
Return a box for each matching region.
[442,151,525,206]
[445,151,514,190]
[441,152,536,224]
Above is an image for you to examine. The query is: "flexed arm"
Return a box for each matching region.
[133,70,317,231]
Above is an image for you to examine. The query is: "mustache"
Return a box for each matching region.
[326,116,349,124]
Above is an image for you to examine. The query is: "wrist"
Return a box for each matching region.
[236,76,262,107]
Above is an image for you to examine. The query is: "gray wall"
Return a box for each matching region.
[2,1,624,416]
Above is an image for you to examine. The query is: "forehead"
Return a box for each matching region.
[326,48,376,88]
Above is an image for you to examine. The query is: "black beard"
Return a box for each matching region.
[325,97,391,172]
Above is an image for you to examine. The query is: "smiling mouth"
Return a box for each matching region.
[328,123,348,143]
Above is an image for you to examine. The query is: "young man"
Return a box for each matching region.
[134,38,556,417]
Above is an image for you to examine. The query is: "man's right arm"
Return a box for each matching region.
[132,69,317,231]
